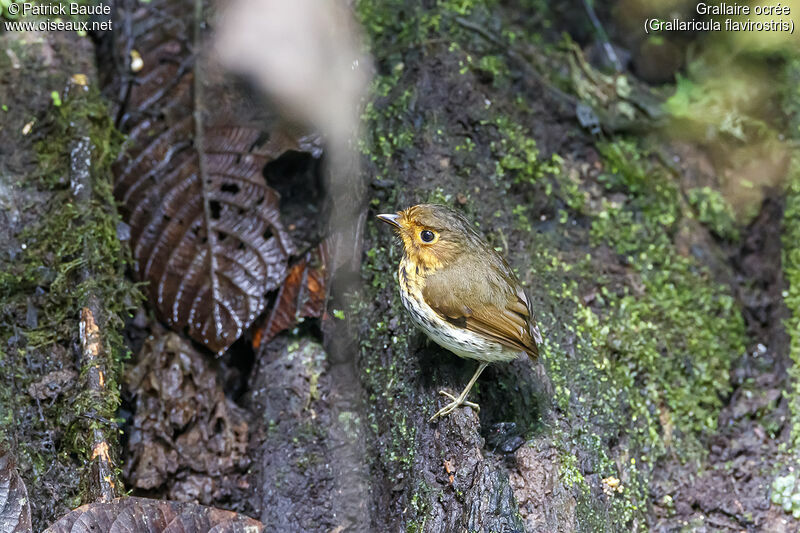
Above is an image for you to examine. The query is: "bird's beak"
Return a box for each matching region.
[376,213,402,229]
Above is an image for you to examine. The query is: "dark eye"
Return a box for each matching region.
[420,230,435,242]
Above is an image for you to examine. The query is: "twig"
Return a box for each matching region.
[71,121,120,502]
[79,304,118,502]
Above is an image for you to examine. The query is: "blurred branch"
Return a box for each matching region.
[581,0,622,72]
[215,2,373,529]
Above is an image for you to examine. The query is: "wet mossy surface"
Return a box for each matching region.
[782,121,800,527]
[788,167,800,443]
[352,0,793,531]
[0,32,140,529]
[1,0,799,530]
[753,54,800,529]
[783,55,800,453]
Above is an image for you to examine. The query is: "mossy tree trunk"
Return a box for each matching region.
[0,29,140,530]
[345,1,784,531]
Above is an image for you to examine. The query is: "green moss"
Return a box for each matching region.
[558,447,588,490]
[31,87,139,369]
[425,187,454,206]
[356,0,501,54]
[353,0,513,495]
[530,138,746,528]
[665,64,773,143]
[771,58,800,508]
[356,0,532,179]
[783,52,800,454]
[784,157,800,448]
[771,474,800,518]
[355,225,418,474]
[0,85,141,496]
[686,186,739,240]
[782,57,800,135]
[476,55,509,85]
[405,482,435,533]
[361,67,417,163]
[490,116,562,190]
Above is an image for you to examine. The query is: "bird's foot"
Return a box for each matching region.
[429,390,480,421]
[438,390,480,409]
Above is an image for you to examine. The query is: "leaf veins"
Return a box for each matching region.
[111,0,301,352]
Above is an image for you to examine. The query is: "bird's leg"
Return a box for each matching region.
[430,362,489,421]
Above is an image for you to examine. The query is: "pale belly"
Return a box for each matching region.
[399,278,519,364]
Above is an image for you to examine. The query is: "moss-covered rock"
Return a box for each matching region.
[352,0,752,530]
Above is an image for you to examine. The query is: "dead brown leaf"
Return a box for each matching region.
[124,331,249,502]
[111,0,305,353]
[43,496,262,533]
[0,448,32,533]
[254,243,328,348]
[27,369,77,400]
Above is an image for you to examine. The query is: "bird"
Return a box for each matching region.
[377,204,542,421]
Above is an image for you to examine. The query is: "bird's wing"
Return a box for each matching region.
[422,263,540,359]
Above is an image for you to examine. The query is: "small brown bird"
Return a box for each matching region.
[378,204,542,421]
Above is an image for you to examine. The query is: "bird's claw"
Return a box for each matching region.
[429,390,480,421]
[438,390,479,409]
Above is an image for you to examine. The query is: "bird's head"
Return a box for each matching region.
[377,204,477,271]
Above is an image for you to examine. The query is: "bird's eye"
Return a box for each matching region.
[420,230,435,243]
